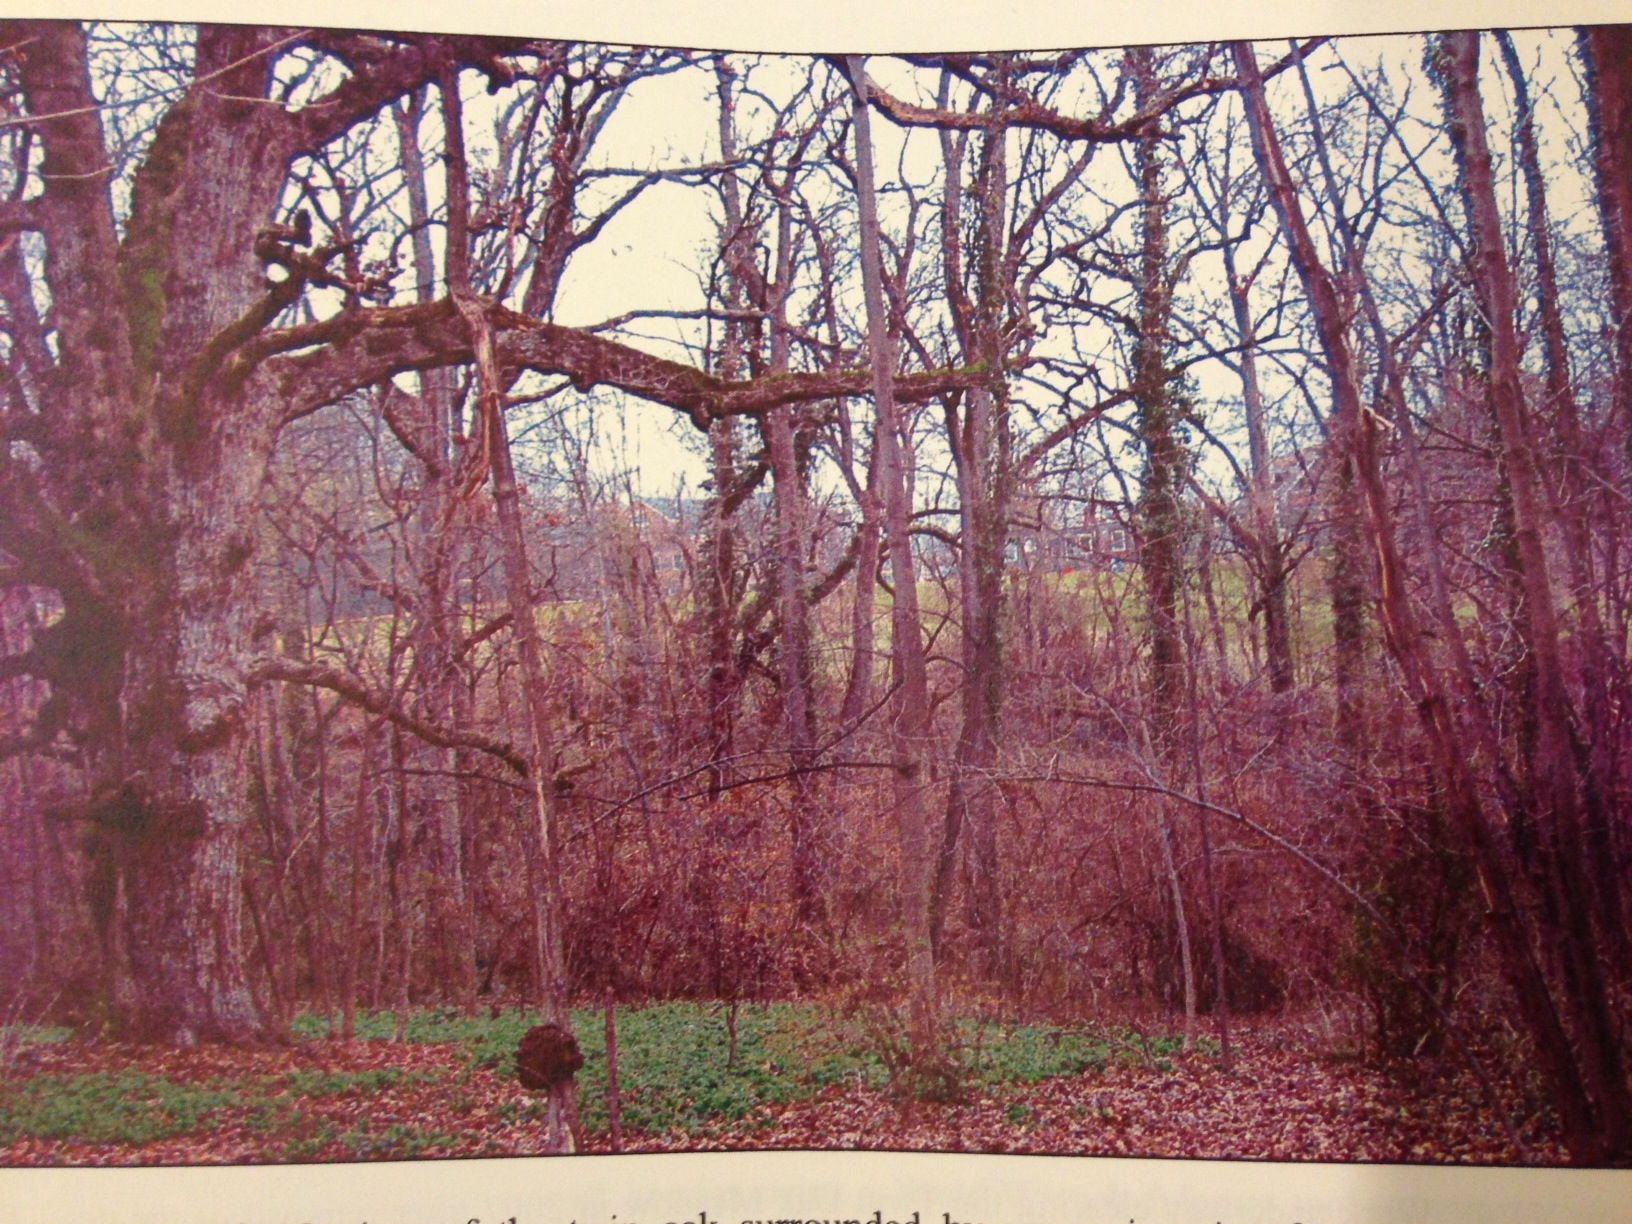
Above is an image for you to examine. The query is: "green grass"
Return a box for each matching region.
[0,1070,241,1145]
[296,1002,1184,1137]
[279,1066,439,1098]
[0,1004,1195,1149]
[952,1019,1117,1085]
[0,1056,444,1148]
[576,1003,829,1135]
[279,1123,337,1161]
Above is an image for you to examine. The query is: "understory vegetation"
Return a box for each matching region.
[0,18,1629,1167]
[2,1004,1549,1164]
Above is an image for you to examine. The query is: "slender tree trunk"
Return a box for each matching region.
[838,406,883,729]
[767,392,826,928]
[389,723,415,1044]
[1223,244,1293,694]
[443,64,577,1149]
[938,97,1011,979]
[1439,31,1632,1154]
[1181,567,1232,1067]
[341,725,370,1041]
[1327,453,1369,763]
[395,90,478,1014]
[847,56,940,1076]
[1237,37,1623,1163]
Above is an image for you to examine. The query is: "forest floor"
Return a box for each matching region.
[0,1003,1566,1167]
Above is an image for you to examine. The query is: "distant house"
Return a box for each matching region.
[1070,499,1135,568]
[1005,494,1136,575]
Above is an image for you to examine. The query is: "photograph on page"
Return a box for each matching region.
[0,1,1630,1218]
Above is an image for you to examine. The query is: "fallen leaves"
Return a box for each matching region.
[0,1018,1566,1168]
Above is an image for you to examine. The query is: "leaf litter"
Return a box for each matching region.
[0,1014,1567,1167]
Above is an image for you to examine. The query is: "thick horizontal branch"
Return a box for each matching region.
[254,297,989,428]
[864,75,1167,141]
[245,654,528,776]
[287,32,531,155]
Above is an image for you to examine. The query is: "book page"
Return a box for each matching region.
[1,2,1629,1221]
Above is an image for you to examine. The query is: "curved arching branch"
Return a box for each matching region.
[249,297,992,429]
[855,39,1327,142]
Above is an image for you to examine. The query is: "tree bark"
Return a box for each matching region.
[1237,36,1624,1163]
[1438,31,1632,1156]
[935,78,1012,978]
[847,55,940,1075]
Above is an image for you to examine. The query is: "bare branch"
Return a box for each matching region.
[253,297,990,429]
[245,654,528,775]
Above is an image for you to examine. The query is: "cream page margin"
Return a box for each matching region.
[2,0,1631,1221]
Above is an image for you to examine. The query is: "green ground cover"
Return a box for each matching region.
[1,1002,1184,1150]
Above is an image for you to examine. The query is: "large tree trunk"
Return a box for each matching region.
[17,23,307,1044]
[92,701,262,1044]
[91,413,278,1044]
[1129,50,1196,1043]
